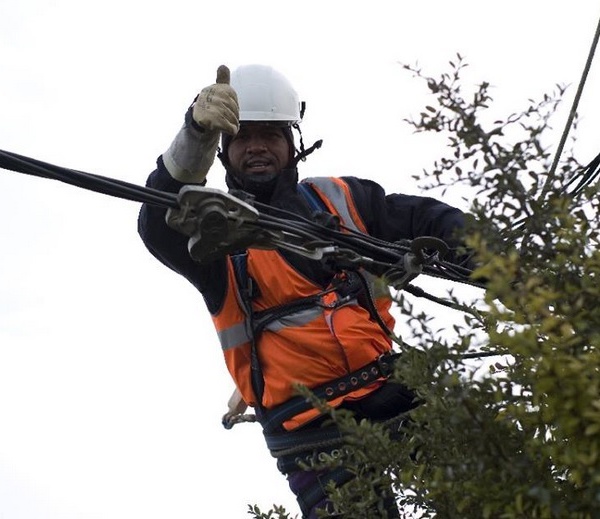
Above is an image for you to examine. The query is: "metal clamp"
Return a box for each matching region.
[166,186,269,263]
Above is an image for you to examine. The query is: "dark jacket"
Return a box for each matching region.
[138,156,468,317]
[138,157,471,433]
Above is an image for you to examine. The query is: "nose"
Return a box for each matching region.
[245,135,268,153]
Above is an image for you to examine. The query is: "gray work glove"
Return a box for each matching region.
[162,65,239,184]
[192,65,239,134]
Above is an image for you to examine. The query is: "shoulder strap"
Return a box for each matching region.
[230,250,266,409]
[298,181,328,212]
[301,177,368,234]
[230,250,253,305]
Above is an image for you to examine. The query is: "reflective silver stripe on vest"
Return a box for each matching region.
[218,321,253,351]
[303,177,359,231]
[262,306,324,333]
[304,177,390,300]
[219,306,325,351]
[219,177,390,352]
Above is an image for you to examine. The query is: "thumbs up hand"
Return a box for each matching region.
[192,65,239,135]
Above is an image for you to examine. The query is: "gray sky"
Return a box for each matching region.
[1,1,599,517]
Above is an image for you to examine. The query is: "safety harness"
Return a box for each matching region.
[230,181,397,423]
[229,180,406,517]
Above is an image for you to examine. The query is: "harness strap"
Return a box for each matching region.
[266,422,345,453]
[252,293,323,336]
[297,181,327,212]
[276,440,345,474]
[261,352,402,434]
[230,182,396,428]
[227,183,337,409]
[231,251,255,303]
[271,411,409,474]
[231,251,265,407]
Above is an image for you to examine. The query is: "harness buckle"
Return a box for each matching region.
[376,352,400,378]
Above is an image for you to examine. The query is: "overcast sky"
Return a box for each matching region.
[1,1,599,517]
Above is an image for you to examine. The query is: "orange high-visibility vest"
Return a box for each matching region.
[212,177,395,430]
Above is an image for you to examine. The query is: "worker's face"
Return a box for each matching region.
[227,124,291,177]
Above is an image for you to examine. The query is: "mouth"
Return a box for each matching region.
[244,159,273,174]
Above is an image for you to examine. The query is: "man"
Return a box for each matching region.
[138,64,470,518]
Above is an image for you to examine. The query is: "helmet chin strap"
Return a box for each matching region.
[291,139,323,167]
[218,138,323,199]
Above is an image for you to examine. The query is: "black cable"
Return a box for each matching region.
[256,200,412,262]
[256,214,337,247]
[257,202,484,289]
[255,212,401,268]
[402,283,473,311]
[545,13,600,196]
[0,149,178,208]
[1,147,507,378]
[254,201,483,288]
[565,150,600,196]
[1,147,482,292]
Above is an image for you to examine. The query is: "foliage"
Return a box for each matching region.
[395,54,600,518]
[247,504,295,519]
[250,55,600,518]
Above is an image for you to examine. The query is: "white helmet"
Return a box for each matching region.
[230,64,303,125]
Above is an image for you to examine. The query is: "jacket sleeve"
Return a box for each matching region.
[137,156,227,314]
[342,176,471,261]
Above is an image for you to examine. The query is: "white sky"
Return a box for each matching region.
[1,1,599,517]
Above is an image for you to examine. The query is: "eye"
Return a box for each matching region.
[265,129,284,140]
[233,131,250,142]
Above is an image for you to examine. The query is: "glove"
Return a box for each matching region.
[162,65,239,184]
[191,65,239,135]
